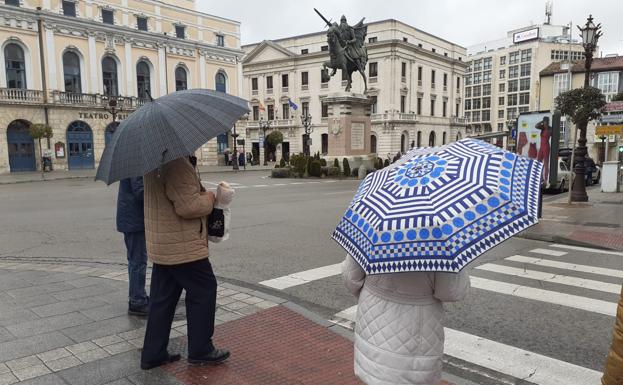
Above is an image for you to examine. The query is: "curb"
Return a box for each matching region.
[0,168,273,185]
[516,230,620,251]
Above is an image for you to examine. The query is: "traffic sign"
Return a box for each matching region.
[601,114,623,123]
[595,125,623,136]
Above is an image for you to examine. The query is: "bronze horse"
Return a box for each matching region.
[322,26,367,93]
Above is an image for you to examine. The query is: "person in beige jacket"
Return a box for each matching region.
[342,255,470,385]
[140,156,230,370]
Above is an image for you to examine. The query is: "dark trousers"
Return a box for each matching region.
[123,232,149,307]
[141,258,217,364]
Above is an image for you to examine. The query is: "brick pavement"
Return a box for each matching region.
[0,262,463,385]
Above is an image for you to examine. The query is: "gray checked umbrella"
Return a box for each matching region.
[95,89,249,185]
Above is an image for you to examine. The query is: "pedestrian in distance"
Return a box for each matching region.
[602,286,623,385]
[116,177,149,317]
[342,256,470,385]
[140,156,229,370]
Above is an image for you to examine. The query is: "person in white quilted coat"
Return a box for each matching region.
[342,255,470,385]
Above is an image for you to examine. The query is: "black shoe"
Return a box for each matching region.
[128,303,149,317]
[140,353,181,370]
[188,349,230,366]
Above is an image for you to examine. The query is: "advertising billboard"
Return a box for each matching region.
[516,111,561,189]
[513,28,539,43]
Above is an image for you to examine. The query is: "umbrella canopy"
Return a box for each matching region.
[332,138,543,274]
[96,89,249,185]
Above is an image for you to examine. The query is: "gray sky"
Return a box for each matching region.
[197,0,622,55]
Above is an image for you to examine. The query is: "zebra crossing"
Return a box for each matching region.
[201,179,339,190]
[259,243,621,385]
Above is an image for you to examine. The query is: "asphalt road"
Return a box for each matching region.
[0,171,617,377]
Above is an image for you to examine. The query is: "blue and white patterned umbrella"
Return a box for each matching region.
[332,138,543,274]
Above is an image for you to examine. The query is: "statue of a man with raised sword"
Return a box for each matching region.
[315,9,368,93]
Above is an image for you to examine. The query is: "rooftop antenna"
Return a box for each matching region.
[545,1,553,25]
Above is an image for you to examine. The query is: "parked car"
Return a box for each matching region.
[553,158,571,193]
[592,164,601,185]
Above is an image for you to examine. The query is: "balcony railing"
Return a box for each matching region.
[0,88,148,110]
[52,91,98,105]
[0,88,44,104]
[371,111,418,122]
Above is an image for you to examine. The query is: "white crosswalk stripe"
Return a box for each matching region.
[259,263,342,290]
[470,276,616,316]
[259,247,617,385]
[201,180,344,190]
[530,248,568,257]
[507,255,623,278]
[475,263,622,294]
[551,243,623,257]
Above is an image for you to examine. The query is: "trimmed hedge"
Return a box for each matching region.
[271,168,290,178]
[342,158,351,179]
[309,160,322,177]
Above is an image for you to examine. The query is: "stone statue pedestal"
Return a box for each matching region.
[324,92,375,172]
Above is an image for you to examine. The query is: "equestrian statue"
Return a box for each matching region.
[315,9,368,93]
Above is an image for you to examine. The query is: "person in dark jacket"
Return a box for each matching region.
[117,177,149,316]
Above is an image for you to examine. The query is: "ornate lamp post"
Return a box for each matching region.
[104,97,123,142]
[231,124,239,170]
[300,113,313,156]
[571,15,602,202]
[104,97,123,124]
[259,117,271,166]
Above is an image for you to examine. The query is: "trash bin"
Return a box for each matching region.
[601,161,620,192]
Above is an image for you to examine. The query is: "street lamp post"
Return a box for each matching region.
[231,124,239,171]
[104,97,123,124]
[104,97,123,141]
[300,113,313,156]
[259,117,271,166]
[571,15,602,202]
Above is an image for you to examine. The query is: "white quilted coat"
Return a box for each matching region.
[341,255,470,385]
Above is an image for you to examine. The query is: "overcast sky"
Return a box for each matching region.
[197,0,622,55]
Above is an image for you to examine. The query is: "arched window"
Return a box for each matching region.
[215,72,226,93]
[429,131,436,147]
[136,61,150,99]
[175,67,187,91]
[417,131,422,147]
[4,43,26,89]
[63,51,81,93]
[370,134,377,154]
[102,57,118,96]
[442,131,447,145]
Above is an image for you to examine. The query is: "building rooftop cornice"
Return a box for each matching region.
[0,5,244,59]
[242,18,466,51]
[242,39,467,69]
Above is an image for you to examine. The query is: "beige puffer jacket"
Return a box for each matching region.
[144,157,214,265]
[342,255,470,385]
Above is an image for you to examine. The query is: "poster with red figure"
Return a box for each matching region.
[516,112,561,189]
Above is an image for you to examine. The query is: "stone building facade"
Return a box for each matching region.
[240,19,467,164]
[1,0,243,173]
[539,56,623,163]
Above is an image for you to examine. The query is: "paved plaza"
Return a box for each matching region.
[0,172,622,384]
